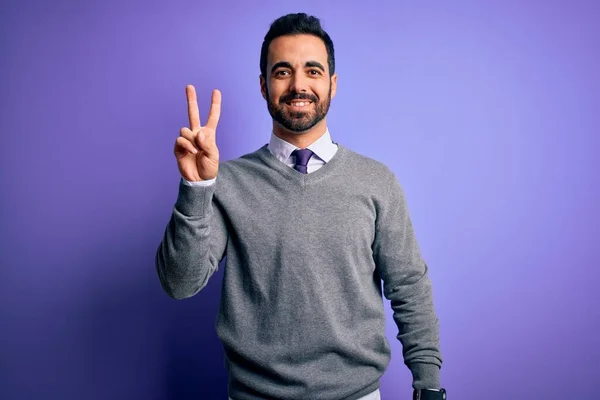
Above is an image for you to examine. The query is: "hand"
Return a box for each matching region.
[174,85,221,181]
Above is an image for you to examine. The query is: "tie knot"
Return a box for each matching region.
[292,148,314,174]
[293,148,314,167]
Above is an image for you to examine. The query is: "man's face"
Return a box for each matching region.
[261,34,337,133]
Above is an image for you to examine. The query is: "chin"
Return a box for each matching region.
[288,127,312,135]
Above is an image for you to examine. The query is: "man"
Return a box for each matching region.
[156,13,445,400]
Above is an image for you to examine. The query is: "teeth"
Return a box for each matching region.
[291,102,309,107]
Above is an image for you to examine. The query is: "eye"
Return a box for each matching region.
[308,69,322,76]
[275,70,290,76]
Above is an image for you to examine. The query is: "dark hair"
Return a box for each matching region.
[260,13,335,78]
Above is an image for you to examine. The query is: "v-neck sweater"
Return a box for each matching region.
[156,143,442,400]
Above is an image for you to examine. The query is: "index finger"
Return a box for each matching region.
[205,89,221,130]
[186,85,201,131]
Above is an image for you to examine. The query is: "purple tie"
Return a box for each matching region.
[292,148,314,174]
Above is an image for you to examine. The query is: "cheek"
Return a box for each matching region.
[267,83,285,102]
[313,81,331,99]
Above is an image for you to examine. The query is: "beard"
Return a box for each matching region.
[266,84,332,133]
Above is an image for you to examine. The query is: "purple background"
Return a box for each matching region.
[1,0,599,399]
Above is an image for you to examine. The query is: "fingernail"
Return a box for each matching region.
[199,131,205,141]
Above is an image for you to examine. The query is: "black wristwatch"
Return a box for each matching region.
[413,388,447,400]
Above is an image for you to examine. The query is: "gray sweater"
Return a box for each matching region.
[156,143,442,400]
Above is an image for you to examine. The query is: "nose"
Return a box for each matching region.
[289,73,308,93]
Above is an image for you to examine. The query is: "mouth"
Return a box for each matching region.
[285,100,313,110]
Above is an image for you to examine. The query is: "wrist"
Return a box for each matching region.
[410,363,440,390]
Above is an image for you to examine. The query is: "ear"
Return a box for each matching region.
[330,73,338,99]
[260,74,267,100]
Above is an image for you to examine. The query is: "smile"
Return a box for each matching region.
[285,101,313,108]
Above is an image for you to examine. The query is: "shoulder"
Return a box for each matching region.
[214,144,279,192]
[338,143,398,185]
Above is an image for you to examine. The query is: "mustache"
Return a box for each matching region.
[279,92,318,104]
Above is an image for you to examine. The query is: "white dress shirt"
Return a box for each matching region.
[182,128,338,186]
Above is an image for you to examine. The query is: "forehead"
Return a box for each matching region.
[268,34,328,68]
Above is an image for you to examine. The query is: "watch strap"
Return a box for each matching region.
[413,388,447,400]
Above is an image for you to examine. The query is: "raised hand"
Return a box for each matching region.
[174,85,221,182]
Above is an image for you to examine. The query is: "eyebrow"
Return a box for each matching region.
[271,61,326,74]
[305,61,325,72]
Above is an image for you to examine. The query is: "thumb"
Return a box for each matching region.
[195,129,205,147]
[195,128,217,156]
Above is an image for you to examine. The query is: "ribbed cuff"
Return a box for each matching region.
[175,178,216,217]
[410,363,440,390]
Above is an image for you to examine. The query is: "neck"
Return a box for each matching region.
[272,119,328,149]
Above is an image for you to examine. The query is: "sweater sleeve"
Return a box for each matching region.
[372,172,443,389]
[155,178,228,299]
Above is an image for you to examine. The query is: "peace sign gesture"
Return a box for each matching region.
[174,85,221,182]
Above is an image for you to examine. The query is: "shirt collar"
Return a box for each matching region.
[268,128,337,164]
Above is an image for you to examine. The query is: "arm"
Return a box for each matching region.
[155,178,228,299]
[373,172,443,389]
[157,85,225,299]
